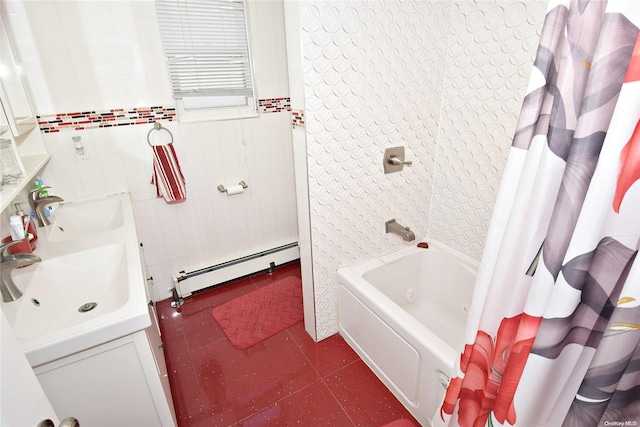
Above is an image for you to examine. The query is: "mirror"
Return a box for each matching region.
[0,10,36,136]
[0,95,9,136]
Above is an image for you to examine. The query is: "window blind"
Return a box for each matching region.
[155,0,253,99]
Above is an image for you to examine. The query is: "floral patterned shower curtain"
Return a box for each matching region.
[436,1,640,426]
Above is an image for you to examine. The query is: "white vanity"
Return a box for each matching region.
[3,194,177,426]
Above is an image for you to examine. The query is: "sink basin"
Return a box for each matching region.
[11,244,129,340]
[47,196,124,242]
[1,192,151,367]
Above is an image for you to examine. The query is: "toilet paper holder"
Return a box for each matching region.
[217,181,248,194]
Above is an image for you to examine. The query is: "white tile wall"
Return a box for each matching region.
[429,1,548,259]
[10,0,297,301]
[296,0,547,340]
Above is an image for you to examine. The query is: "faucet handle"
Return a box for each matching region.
[388,155,412,167]
[383,146,413,173]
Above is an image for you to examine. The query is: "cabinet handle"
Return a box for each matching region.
[38,418,79,427]
[147,276,153,281]
[60,418,80,427]
[148,300,155,307]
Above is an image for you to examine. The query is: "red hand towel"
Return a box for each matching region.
[151,143,186,204]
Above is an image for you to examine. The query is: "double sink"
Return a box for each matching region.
[2,193,151,367]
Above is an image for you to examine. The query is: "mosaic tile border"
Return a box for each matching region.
[291,110,305,129]
[258,97,291,113]
[38,98,292,133]
[37,106,176,133]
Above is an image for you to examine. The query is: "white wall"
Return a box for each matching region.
[291,0,547,340]
[9,0,298,301]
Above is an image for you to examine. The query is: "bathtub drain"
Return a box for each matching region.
[78,302,97,313]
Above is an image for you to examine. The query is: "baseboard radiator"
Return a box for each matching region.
[170,242,300,306]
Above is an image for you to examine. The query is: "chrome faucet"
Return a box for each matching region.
[0,241,41,302]
[29,186,64,227]
[385,219,416,241]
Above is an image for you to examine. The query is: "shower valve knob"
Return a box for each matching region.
[388,155,412,166]
[383,146,412,174]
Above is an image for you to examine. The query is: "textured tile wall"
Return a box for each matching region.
[429,1,547,259]
[300,0,547,339]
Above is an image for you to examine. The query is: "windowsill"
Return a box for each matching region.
[176,105,260,123]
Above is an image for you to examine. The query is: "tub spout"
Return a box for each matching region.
[385,219,415,241]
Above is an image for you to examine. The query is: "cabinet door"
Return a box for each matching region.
[144,305,176,424]
[36,341,162,426]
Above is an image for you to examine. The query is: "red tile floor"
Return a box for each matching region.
[156,261,420,427]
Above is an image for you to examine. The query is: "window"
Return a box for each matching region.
[155,0,257,121]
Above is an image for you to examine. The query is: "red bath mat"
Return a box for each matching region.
[381,418,420,427]
[211,276,304,350]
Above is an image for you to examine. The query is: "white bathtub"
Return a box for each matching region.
[337,241,478,426]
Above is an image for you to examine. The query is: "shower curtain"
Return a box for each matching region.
[436,1,639,426]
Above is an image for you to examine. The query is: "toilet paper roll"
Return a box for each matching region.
[226,184,244,196]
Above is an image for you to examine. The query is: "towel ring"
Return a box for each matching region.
[147,122,174,147]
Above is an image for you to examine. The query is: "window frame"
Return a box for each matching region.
[155,0,259,123]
